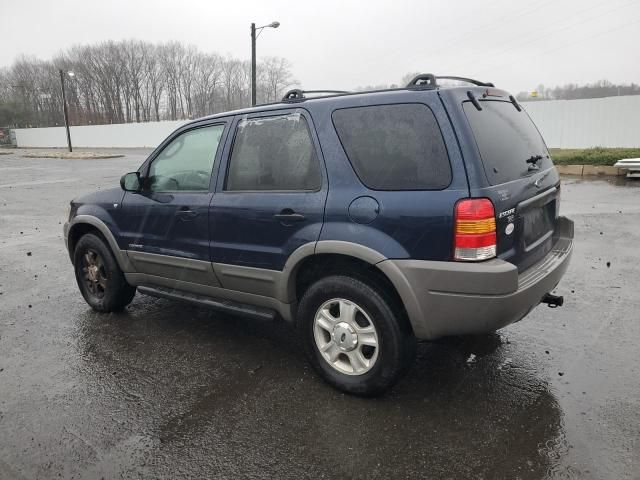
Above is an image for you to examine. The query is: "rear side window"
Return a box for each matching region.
[332,104,451,190]
[463,100,553,185]
[225,113,321,191]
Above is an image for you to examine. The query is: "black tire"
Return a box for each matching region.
[297,275,416,396]
[73,233,136,312]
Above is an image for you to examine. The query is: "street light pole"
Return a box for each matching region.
[250,21,280,107]
[59,69,72,152]
[251,23,257,106]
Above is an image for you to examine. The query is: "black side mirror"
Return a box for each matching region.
[120,172,141,192]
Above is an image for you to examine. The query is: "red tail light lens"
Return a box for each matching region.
[454,198,497,261]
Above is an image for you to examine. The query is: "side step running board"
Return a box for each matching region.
[137,285,277,321]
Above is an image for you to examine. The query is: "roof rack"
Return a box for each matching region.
[406,74,494,88]
[282,89,350,102]
[278,75,495,104]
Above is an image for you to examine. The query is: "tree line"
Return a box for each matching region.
[517,80,640,101]
[0,40,295,128]
[354,75,640,102]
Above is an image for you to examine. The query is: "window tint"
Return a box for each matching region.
[225,113,321,191]
[332,104,451,190]
[148,124,224,192]
[463,100,552,185]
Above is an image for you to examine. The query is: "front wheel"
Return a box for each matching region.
[73,233,136,312]
[297,275,416,396]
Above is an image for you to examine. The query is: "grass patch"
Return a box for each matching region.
[549,147,640,166]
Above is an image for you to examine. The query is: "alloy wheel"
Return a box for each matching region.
[81,249,107,299]
[313,298,379,375]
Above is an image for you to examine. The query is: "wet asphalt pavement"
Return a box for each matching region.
[0,149,639,479]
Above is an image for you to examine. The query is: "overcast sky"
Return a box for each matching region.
[2,0,639,93]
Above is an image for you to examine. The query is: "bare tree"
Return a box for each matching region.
[220,56,241,111]
[0,39,297,127]
[260,57,295,103]
[192,53,222,117]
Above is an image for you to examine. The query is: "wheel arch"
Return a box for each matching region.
[282,241,423,336]
[67,216,134,272]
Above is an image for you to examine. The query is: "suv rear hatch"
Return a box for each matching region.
[462,94,560,272]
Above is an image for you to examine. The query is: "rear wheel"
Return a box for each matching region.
[73,233,136,312]
[298,275,416,396]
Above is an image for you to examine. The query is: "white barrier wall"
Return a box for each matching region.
[12,95,640,149]
[523,95,640,149]
[14,120,187,148]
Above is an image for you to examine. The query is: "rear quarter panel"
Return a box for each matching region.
[309,90,470,261]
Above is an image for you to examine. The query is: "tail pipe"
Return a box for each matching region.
[542,293,564,308]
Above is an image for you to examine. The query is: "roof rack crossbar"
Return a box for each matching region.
[282,89,350,102]
[435,76,495,87]
[406,74,494,88]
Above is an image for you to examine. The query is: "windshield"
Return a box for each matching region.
[463,100,553,185]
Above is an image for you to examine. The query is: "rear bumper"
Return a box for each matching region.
[378,216,574,340]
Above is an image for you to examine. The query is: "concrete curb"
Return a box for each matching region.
[22,152,125,160]
[556,165,626,176]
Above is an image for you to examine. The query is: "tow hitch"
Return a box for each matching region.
[542,293,564,308]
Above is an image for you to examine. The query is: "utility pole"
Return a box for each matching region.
[59,69,73,152]
[250,21,279,107]
[251,23,257,106]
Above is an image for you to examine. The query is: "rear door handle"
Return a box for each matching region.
[274,209,306,224]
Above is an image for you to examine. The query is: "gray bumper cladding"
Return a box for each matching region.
[379,217,574,340]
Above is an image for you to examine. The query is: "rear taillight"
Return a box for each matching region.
[454,198,496,261]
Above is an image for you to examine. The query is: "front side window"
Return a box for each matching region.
[148,124,225,192]
[332,103,452,190]
[225,113,322,191]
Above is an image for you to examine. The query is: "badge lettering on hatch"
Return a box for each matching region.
[498,208,515,219]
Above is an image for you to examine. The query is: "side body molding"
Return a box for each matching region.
[64,222,427,336]
[206,240,406,313]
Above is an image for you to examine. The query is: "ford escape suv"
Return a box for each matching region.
[64,74,573,395]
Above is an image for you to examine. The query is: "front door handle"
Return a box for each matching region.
[176,207,199,221]
[274,209,306,224]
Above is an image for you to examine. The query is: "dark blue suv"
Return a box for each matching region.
[64,74,573,395]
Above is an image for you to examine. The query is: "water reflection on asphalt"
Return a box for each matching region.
[67,296,567,479]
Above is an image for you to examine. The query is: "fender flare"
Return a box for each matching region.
[279,240,427,336]
[65,215,134,272]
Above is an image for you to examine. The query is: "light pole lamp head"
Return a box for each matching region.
[268,21,280,28]
[67,71,75,78]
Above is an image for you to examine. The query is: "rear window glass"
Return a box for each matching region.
[332,104,451,190]
[463,100,553,185]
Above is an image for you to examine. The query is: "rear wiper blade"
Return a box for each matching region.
[526,155,545,172]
